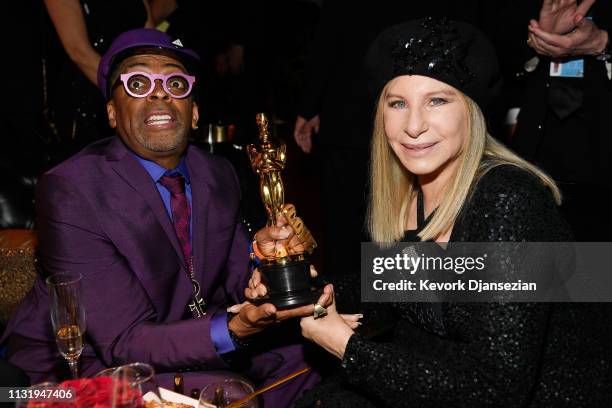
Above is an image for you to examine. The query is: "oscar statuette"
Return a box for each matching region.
[247,113,321,309]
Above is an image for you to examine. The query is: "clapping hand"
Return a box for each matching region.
[536,0,595,35]
[528,0,608,58]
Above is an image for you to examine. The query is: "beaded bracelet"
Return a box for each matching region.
[227,311,251,350]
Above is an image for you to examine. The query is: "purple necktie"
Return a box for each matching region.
[159,174,206,317]
[159,174,192,264]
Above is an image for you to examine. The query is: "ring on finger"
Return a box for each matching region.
[313,303,328,319]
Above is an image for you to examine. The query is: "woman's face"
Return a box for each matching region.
[383,75,468,178]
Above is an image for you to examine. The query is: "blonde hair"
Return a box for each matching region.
[367,85,560,242]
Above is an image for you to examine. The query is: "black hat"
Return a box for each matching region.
[365,17,502,108]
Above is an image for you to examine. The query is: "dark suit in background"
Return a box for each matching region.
[505,1,612,241]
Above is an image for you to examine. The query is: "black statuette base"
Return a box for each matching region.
[252,258,322,309]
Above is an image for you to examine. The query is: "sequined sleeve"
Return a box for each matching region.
[339,165,571,407]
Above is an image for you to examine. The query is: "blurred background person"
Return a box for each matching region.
[507,0,611,241]
[42,0,171,156]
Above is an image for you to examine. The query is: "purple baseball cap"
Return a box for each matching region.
[97,28,200,100]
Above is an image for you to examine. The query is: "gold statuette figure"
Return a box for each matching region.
[247,113,320,308]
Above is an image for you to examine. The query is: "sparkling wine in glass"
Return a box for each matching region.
[56,324,84,360]
[47,272,86,379]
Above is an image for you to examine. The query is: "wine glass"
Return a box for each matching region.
[199,379,258,408]
[15,382,58,408]
[111,362,157,408]
[46,272,86,379]
[95,366,120,378]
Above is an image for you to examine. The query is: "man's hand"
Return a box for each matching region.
[228,284,334,338]
[252,204,310,258]
[528,17,608,58]
[294,115,320,153]
[246,267,362,331]
[537,0,596,35]
[246,264,319,300]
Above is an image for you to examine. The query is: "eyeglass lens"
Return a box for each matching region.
[125,74,191,97]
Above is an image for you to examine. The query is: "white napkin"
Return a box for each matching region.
[143,387,215,407]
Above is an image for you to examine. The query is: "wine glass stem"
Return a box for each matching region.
[67,359,79,379]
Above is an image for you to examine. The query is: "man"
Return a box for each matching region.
[0,28,324,406]
[505,0,612,240]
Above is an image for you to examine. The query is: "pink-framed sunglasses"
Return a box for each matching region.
[118,71,196,99]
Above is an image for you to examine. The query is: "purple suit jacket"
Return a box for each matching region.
[1,137,251,383]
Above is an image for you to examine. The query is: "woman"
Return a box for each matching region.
[289,18,611,407]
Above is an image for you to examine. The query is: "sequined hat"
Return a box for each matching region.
[365,17,502,107]
[97,28,200,100]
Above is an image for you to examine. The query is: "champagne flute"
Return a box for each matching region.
[46,272,86,379]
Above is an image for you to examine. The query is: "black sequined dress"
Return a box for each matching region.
[298,164,612,407]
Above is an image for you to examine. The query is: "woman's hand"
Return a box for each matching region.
[300,284,359,360]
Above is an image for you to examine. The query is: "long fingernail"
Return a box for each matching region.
[356,314,364,319]
[356,322,362,326]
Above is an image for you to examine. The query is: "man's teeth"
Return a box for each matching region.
[146,114,172,125]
